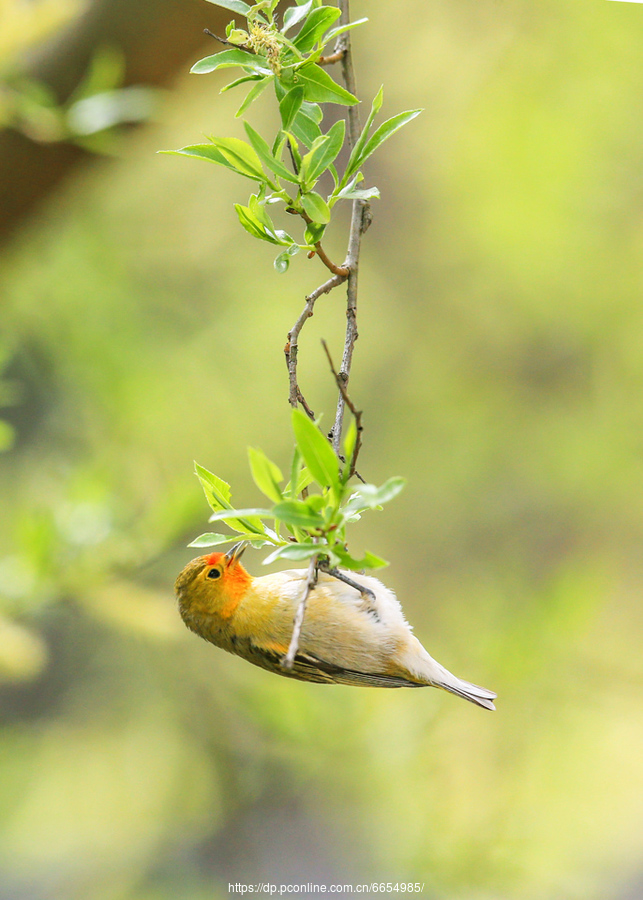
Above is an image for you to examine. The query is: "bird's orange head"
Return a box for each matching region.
[175,542,252,632]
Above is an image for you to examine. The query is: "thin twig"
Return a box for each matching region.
[287,206,350,278]
[312,243,349,278]
[318,49,346,66]
[295,388,316,420]
[203,28,256,54]
[321,340,363,479]
[281,554,318,669]
[319,37,349,68]
[286,274,345,409]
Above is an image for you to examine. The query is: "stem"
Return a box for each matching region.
[289,204,350,277]
[331,0,369,453]
[284,0,369,439]
[313,242,349,278]
[281,554,318,669]
[321,340,363,479]
[318,48,346,66]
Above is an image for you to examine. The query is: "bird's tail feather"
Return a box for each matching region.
[438,676,496,710]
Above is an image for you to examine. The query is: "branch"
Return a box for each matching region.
[284,2,365,428]
[318,49,346,66]
[321,340,364,479]
[331,0,370,453]
[287,205,350,277]
[281,554,318,669]
[285,273,345,410]
[312,242,349,278]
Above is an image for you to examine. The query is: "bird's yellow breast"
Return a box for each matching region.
[227,571,409,673]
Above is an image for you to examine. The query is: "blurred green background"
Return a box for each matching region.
[1,1,643,898]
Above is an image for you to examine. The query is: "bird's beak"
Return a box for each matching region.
[225,541,249,564]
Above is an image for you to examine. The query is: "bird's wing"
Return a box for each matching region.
[297,651,426,688]
[245,639,424,688]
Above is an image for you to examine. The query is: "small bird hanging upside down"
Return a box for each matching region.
[175,543,497,710]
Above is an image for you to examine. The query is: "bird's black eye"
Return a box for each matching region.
[207,568,221,580]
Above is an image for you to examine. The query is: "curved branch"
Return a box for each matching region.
[286,273,345,411]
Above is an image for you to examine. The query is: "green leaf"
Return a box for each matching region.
[372,83,384,114]
[343,86,383,181]
[194,463,270,536]
[272,500,325,529]
[301,100,323,122]
[262,542,320,565]
[274,244,300,273]
[243,122,298,182]
[279,85,305,131]
[235,202,290,244]
[324,17,368,43]
[191,49,270,76]
[195,462,232,511]
[282,0,314,33]
[292,6,341,54]
[207,508,275,521]
[235,203,266,239]
[284,131,302,170]
[300,191,330,223]
[300,118,344,186]
[346,108,422,179]
[342,418,357,475]
[235,74,272,116]
[294,62,358,106]
[188,532,249,548]
[335,184,380,202]
[220,74,262,93]
[291,109,323,148]
[203,0,252,15]
[303,222,325,245]
[287,467,315,499]
[346,476,407,512]
[208,136,267,180]
[274,250,289,274]
[285,446,314,499]
[361,551,389,569]
[304,494,326,512]
[227,28,251,44]
[291,408,340,492]
[248,192,271,228]
[287,446,302,500]
[235,203,280,242]
[168,144,242,176]
[172,140,268,183]
[333,547,389,570]
[248,446,284,503]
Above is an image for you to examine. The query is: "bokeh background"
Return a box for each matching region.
[1,1,643,898]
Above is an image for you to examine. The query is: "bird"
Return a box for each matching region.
[175,542,497,710]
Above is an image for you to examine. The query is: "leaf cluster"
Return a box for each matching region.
[165,0,421,272]
[190,409,405,571]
